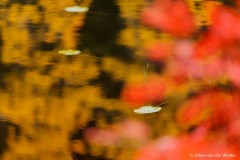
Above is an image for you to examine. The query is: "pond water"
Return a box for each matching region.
[0,0,178,159]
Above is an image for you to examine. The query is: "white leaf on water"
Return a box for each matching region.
[134,106,161,114]
[64,6,89,13]
[58,49,81,55]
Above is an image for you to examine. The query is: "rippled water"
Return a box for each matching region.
[0,0,178,159]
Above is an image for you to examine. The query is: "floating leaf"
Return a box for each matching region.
[64,6,89,13]
[58,49,81,55]
[134,106,161,114]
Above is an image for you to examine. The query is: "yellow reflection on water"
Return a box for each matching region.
[0,0,179,159]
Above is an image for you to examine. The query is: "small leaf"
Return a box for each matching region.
[134,106,161,114]
[64,6,89,13]
[58,49,81,55]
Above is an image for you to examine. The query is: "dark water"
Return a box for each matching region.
[0,0,177,159]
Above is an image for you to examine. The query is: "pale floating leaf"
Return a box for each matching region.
[134,106,161,114]
[58,49,81,55]
[64,6,89,13]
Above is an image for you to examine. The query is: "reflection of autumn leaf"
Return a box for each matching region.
[145,41,173,61]
[118,28,138,48]
[102,57,127,80]
[194,35,221,59]
[84,119,150,147]
[119,119,150,140]
[227,118,240,142]
[117,0,148,19]
[194,5,240,58]
[134,0,240,159]
[229,63,240,87]
[85,127,120,146]
[121,76,166,107]
[136,135,238,160]
[141,0,195,36]
[177,90,240,129]
[209,5,240,42]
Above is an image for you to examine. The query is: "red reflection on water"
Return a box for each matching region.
[135,134,238,160]
[85,127,120,146]
[227,118,240,142]
[120,76,166,107]
[141,0,195,36]
[119,119,150,141]
[84,119,150,146]
[229,63,240,87]
[127,1,240,159]
[177,90,240,129]
[195,5,240,59]
[146,42,173,61]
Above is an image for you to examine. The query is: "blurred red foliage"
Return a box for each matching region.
[146,41,173,61]
[85,127,120,146]
[121,76,166,107]
[227,118,240,144]
[135,134,238,160]
[194,5,240,59]
[120,0,240,159]
[118,119,151,141]
[141,0,195,36]
[177,90,240,129]
[84,119,151,146]
[229,62,240,87]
